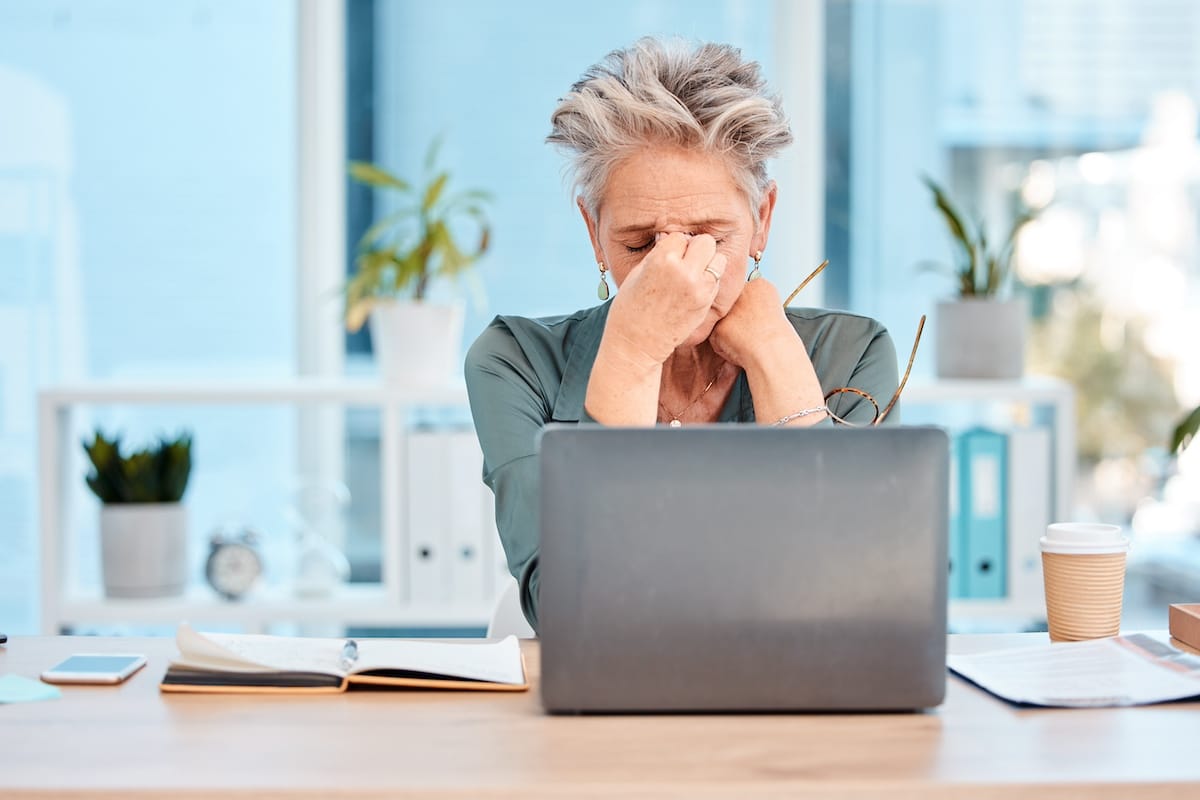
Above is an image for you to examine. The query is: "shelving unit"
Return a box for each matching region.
[37,378,504,634]
[903,376,1076,628]
[903,377,1075,521]
[54,586,492,628]
[38,375,1078,635]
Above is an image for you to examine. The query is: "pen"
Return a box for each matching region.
[339,639,358,671]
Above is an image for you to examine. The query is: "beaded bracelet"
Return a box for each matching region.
[770,406,829,427]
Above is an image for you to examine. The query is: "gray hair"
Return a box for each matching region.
[547,38,793,218]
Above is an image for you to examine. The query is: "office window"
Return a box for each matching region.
[829,0,1200,469]
[11,0,1195,634]
[345,0,777,337]
[340,0,785,580]
[828,0,1200,617]
[0,0,297,632]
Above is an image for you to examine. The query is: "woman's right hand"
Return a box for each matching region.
[603,232,728,367]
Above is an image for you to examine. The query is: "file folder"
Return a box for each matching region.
[406,429,450,604]
[959,427,1007,598]
[446,430,489,606]
[948,435,965,599]
[1006,427,1051,610]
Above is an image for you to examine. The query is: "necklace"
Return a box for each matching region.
[658,362,726,427]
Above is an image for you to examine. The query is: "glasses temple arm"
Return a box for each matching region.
[783,260,830,307]
[877,314,926,424]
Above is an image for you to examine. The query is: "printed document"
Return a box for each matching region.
[948,633,1200,707]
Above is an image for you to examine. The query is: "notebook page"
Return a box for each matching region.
[354,636,525,685]
[174,623,346,676]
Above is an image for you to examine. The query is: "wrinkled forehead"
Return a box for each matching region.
[595,147,754,232]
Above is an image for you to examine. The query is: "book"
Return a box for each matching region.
[160,623,529,694]
[1170,603,1200,652]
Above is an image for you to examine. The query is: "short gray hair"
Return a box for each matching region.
[547,38,793,218]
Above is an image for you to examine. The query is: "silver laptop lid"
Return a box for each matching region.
[538,425,949,713]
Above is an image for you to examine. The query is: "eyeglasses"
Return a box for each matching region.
[783,260,926,427]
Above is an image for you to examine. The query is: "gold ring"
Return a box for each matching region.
[704,266,721,282]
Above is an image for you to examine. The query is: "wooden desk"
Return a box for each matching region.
[1,634,1197,799]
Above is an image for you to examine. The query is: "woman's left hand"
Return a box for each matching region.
[708,277,799,369]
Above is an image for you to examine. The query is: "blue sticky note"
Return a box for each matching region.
[0,674,62,703]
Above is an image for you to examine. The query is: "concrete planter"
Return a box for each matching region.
[369,300,464,386]
[100,503,188,598]
[935,298,1027,380]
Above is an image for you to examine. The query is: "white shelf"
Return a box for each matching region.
[903,375,1073,405]
[58,585,492,628]
[949,600,1045,623]
[38,378,496,634]
[902,375,1075,523]
[39,377,469,406]
[40,376,1077,633]
[907,376,1076,629]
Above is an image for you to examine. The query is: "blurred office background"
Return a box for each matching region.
[2,0,1198,634]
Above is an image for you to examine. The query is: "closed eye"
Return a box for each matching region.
[626,236,726,254]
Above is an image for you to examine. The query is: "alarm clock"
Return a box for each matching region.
[205,526,264,601]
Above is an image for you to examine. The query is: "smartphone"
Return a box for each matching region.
[41,654,147,684]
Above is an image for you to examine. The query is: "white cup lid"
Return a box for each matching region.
[1040,522,1131,555]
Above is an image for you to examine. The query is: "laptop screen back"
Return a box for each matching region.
[538,425,949,713]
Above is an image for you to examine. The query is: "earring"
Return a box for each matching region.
[748,251,763,282]
[597,261,610,300]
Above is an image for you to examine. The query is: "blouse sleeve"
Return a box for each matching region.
[825,322,901,425]
[463,322,550,632]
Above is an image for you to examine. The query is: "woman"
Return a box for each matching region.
[465,38,899,631]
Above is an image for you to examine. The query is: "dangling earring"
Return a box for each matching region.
[597,261,610,300]
[748,250,763,282]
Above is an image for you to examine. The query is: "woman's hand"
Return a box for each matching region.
[711,277,828,425]
[604,232,727,368]
[708,277,798,370]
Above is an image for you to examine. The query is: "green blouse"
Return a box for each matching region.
[464,301,900,631]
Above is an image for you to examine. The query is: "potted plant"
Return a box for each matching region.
[346,139,491,385]
[1172,404,1200,454]
[923,175,1035,380]
[83,431,193,598]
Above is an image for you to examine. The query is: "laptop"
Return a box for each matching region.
[537,424,949,713]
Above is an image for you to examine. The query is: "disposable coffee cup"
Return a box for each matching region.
[1040,523,1131,642]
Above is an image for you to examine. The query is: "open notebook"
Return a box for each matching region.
[160,623,529,694]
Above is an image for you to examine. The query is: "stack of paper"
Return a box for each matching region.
[948,633,1200,707]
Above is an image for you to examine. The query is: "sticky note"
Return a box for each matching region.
[0,674,62,703]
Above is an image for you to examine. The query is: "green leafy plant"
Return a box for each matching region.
[344,139,492,331]
[922,175,1035,298]
[1172,404,1200,454]
[83,431,193,504]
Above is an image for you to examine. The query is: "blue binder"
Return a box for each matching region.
[958,428,1007,599]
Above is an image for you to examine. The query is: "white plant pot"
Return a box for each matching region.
[369,300,465,386]
[935,298,1027,380]
[100,504,188,599]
